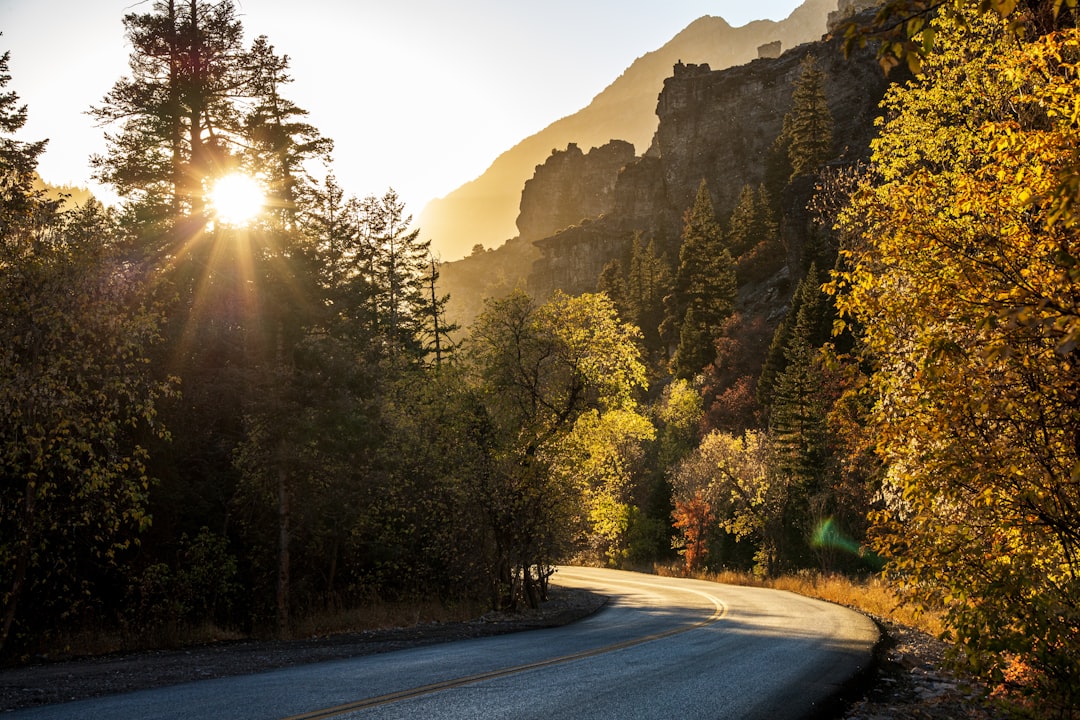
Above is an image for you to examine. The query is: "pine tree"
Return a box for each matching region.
[764,287,829,572]
[597,257,629,319]
[90,0,248,223]
[768,325,827,486]
[362,189,436,360]
[244,35,333,227]
[783,55,834,178]
[757,265,829,411]
[664,180,737,379]
[625,234,673,356]
[726,184,778,259]
[0,46,55,242]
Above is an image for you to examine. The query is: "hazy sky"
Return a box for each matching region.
[1,0,806,216]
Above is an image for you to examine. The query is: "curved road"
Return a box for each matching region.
[8,567,879,720]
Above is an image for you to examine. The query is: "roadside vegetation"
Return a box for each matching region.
[2,1,1079,717]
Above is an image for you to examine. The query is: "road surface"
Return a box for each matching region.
[7,567,879,719]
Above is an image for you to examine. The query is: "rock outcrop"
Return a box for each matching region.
[517,140,635,243]
[651,34,889,224]
[827,0,885,33]
[758,41,783,59]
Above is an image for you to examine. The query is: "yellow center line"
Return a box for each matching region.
[280,582,726,720]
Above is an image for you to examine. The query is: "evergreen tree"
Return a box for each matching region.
[597,234,673,362]
[90,0,248,223]
[663,180,737,379]
[764,290,829,573]
[757,264,830,411]
[0,46,55,242]
[597,257,629,319]
[360,189,437,361]
[768,322,827,488]
[625,234,674,357]
[782,55,834,179]
[726,184,778,258]
[421,257,458,369]
[243,35,333,226]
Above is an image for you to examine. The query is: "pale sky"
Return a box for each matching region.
[1,0,805,216]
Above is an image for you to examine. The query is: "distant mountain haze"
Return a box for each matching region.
[421,0,838,260]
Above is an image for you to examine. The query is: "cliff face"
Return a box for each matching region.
[517,140,635,243]
[522,30,891,303]
[421,0,839,260]
[440,4,895,329]
[652,35,889,221]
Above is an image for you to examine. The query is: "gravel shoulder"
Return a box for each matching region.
[842,617,1008,720]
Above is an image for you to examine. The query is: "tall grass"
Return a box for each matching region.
[654,564,945,637]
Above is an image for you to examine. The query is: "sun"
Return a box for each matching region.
[208,173,265,226]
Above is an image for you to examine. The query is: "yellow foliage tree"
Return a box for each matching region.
[831,10,1080,712]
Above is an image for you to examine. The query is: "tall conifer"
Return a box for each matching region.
[664,180,737,379]
[783,55,834,178]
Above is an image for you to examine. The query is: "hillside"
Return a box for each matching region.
[421,0,838,261]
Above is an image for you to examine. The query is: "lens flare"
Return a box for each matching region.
[812,518,884,570]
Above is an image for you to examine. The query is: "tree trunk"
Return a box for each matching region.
[276,461,290,638]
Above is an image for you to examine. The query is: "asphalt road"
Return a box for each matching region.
[7,567,879,720]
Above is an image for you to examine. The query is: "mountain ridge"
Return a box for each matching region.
[420,0,839,261]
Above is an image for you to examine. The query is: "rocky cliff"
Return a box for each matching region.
[522,27,891,301]
[439,3,895,330]
[422,0,839,261]
[650,34,889,226]
[516,140,636,243]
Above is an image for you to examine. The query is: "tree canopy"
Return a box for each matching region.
[831,8,1080,711]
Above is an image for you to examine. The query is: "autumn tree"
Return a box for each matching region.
[634,378,704,565]
[467,290,647,607]
[671,492,714,573]
[837,0,1073,74]
[551,408,655,565]
[702,313,773,434]
[831,9,1080,712]
[670,430,772,572]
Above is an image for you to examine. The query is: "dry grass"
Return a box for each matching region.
[34,598,486,661]
[654,564,945,638]
[41,623,246,660]
[291,597,488,639]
